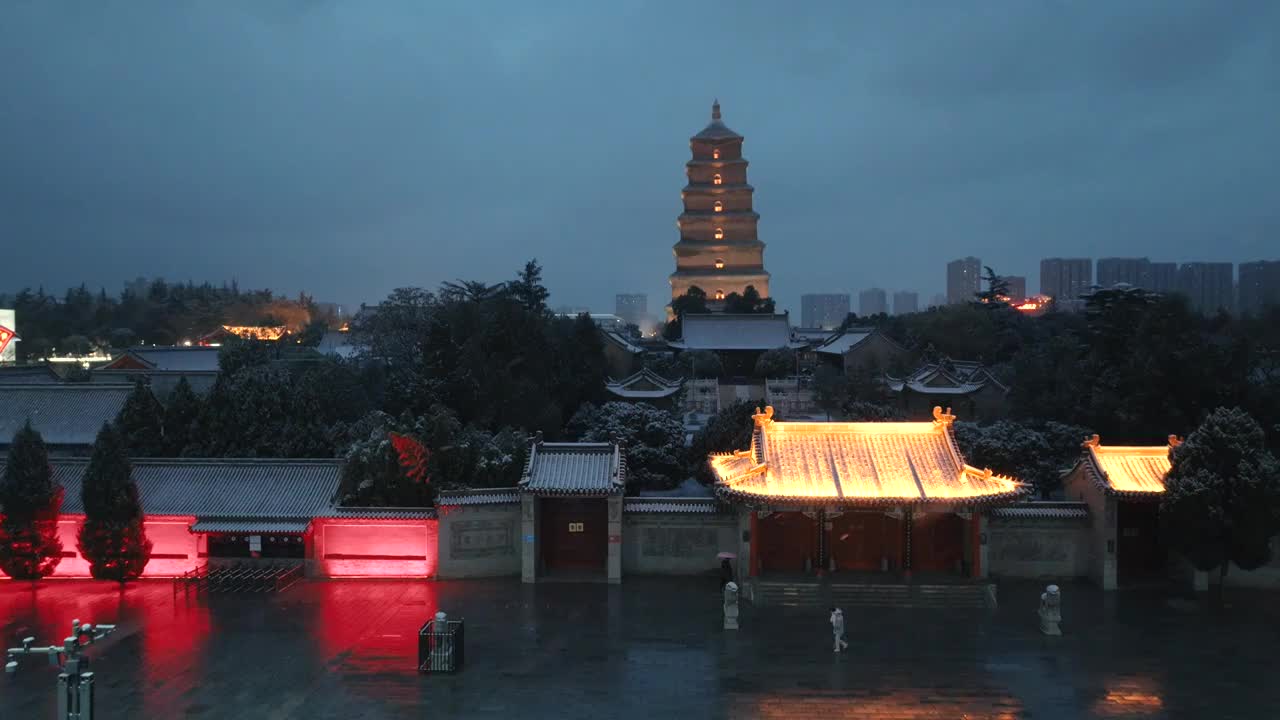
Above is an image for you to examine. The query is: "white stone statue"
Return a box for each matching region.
[1038,584,1062,636]
[723,581,740,630]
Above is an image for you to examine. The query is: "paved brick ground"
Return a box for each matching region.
[2,577,1278,719]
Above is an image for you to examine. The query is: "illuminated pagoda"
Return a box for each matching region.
[710,406,1023,578]
[670,100,770,308]
[1062,434,1174,589]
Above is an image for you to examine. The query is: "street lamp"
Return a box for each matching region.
[6,618,117,720]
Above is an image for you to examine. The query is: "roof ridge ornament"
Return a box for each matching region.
[1083,433,1100,449]
[931,405,955,428]
[712,98,721,121]
[1168,434,1182,448]
[752,405,774,427]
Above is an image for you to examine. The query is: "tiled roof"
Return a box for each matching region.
[436,489,520,507]
[319,507,437,519]
[520,442,625,496]
[710,406,1023,507]
[190,519,311,533]
[110,347,222,373]
[624,498,721,514]
[885,357,1008,396]
[0,384,133,446]
[605,368,682,399]
[1077,435,1171,499]
[813,329,874,355]
[602,331,644,355]
[0,458,343,517]
[990,502,1089,521]
[673,314,797,351]
[692,103,743,141]
[0,366,63,384]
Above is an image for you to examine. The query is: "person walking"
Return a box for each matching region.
[719,558,734,589]
[829,607,849,653]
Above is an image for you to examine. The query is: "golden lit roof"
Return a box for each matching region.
[710,406,1023,507]
[1081,434,1173,496]
[222,325,287,341]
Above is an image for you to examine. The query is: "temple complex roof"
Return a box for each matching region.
[605,368,682,399]
[670,313,799,351]
[1075,434,1173,498]
[710,406,1023,507]
[519,441,625,496]
[691,100,742,141]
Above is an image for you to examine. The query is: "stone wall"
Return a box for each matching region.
[622,511,738,575]
[987,516,1092,581]
[437,503,522,579]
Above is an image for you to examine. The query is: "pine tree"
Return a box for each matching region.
[163,377,202,456]
[78,424,152,581]
[116,379,164,456]
[1161,407,1280,597]
[0,422,64,579]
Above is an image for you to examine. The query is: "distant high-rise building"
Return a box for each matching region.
[1238,260,1280,316]
[615,294,647,326]
[1147,262,1177,294]
[892,291,919,316]
[929,293,947,309]
[859,288,888,316]
[1003,276,1027,303]
[1040,258,1093,306]
[946,257,982,304]
[1176,262,1234,314]
[1097,258,1152,289]
[801,293,850,329]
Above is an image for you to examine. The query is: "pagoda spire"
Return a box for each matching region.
[712,99,721,121]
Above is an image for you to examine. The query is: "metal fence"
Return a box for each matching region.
[418,618,464,674]
[173,563,303,595]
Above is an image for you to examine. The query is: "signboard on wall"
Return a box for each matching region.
[0,309,15,363]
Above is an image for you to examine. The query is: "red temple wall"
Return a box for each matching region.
[0,515,200,579]
[310,518,438,578]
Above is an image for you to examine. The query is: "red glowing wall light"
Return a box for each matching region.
[0,325,15,356]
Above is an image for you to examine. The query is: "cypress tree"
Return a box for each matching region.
[78,424,152,581]
[116,379,164,457]
[0,422,64,579]
[163,376,202,456]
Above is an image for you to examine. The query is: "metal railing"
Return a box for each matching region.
[172,562,303,595]
[418,618,464,674]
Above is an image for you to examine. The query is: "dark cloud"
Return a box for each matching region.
[2,0,1277,314]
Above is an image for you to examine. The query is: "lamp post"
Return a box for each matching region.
[6,618,118,720]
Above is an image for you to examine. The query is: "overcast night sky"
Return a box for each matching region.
[2,1,1278,316]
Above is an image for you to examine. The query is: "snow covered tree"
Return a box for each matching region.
[0,422,63,579]
[1161,407,1280,594]
[162,376,202,456]
[569,402,686,492]
[116,379,164,456]
[78,424,152,581]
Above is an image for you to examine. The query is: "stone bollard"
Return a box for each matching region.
[1038,584,1062,636]
[723,581,740,630]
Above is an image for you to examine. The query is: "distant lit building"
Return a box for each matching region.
[929,293,947,309]
[0,308,15,364]
[891,291,918,316]
[1176,262,1234,314]
[1003,276,1027,303]
[1238,260,1280,316]
[858,288,888,316]
[615,294,648,327]
[1096,258,1151,289]
[801,293,850,329]
[1040,258,1093,308]
[946,257,981,304]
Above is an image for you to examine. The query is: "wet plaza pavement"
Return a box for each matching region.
[2,577,1279,719]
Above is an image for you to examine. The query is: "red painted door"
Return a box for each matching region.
[912,513,964,573]
[541,498,607,571]
[830,512,901,571]
[756,512,816,574]
[1118,501,1164,582]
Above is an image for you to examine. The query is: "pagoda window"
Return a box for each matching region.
[713,174,723,185]
[712,148,721,160]
[714,227,724,240]
[713,201,723,213]
[715,289,725,300]
[715,259,725,269]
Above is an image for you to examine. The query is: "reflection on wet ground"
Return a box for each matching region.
[2,578,1278,719]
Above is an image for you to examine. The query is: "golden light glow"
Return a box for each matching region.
[713,173,723,185]
[1093,678,1164,715]
[712,148,720,159]
[713,201,723,213]
[220,325,287,341]
[714,227,724,240]
[1089,441,1170,494]
[710,406,1021,503]
[715,289,725,300]
[737,691,1023,719]
[715,259,725,269]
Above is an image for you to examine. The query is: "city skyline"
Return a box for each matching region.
[3,3,1279,317]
